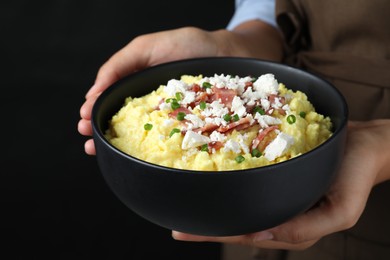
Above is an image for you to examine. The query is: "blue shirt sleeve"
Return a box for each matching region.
[227,0,276,30]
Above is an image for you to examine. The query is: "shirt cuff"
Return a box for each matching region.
[227,0,277,30]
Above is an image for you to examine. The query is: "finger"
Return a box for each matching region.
[172,230,317,251]
[266,201,340,244]
[250,237,318,250]
[173,186,357,247]
[86,37,152,99]
[171,198,340,246]
[171,198,341,245]
[84,139,96,155]
[78,119,92,136]
[172,231,248,243]
[80,93,101,120]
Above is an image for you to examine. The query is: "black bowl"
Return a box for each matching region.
[92,57,348,236]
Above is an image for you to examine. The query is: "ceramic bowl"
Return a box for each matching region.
[92,57,348,236]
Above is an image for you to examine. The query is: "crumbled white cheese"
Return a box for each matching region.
[165,79,189,97]
[260,98,270,111]
[253,73,279,98]
[282,104,290,113]
[204,74,248,94]
[210,131,227,142]
[263,132,294,161]
[181,91,196,105]
[231,96,247,117]
[255,114,282,128]
[201,100,229,118]
[272,97,283,109]
[242,87,262,106]
[184,114,205,129]
[207,74,230,89]
[182,130,211,150]
[205,116,226,127]
[245,114,256,125]
[159,102,171,111]
[237,134,250,154]
[223,139,242,154]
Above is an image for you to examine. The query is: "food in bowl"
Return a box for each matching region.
[104,73,332,171]
[92,57,348,236]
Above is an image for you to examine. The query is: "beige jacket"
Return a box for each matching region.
[227,1,390,259]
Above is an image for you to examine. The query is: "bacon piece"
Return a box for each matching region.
[193,123,219,134]
[168,107,192,118]
[244,81,253,91]
[187,92,209,109]
[207,141,224,153]
[168,107,192,125]
[217,117,252,133]
[211,88,237,108]
[245,81,253,87]
[264,95,286,115]
[276,108,286,116]
[233,122,251,131]
[192,84,201,92]
[269,94,285,103]
[195,92,209,103]
[251,125,279,151]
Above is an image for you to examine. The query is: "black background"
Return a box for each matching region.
[1,1,234,259]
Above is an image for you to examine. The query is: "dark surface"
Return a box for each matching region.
[1,1,233,259]
[92,57,348,236]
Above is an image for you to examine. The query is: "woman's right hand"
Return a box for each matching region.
[78,22,283,155]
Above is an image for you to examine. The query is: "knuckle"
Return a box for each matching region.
[287,229,307,244]
[342,209,360,229]
[334,202,362,230]
[274,226,307,244]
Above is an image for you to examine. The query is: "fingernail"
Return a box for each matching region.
[253,231,274,242]
[171,230,180,239]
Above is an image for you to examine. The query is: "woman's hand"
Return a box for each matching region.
[78,21,283,155]
[172,120,390,250]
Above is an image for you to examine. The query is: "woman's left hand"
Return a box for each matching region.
[172,120,390,250]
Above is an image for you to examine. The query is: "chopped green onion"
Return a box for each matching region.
[170,100,180,110]
[223,114,232,122]
[287,114,296,124]
[169,128,180,137]
[251,148,262,158]
[144,123,153,131]
[299,111,306,118]
[199,101,206,110]
[202,82,212,89]
[235,155,245,163]
[200,144,209,152]
[176,112,186,121]
[165,98,180,109]
[175,92,183,101]
[253,106,265,115]
[232,114,240,122]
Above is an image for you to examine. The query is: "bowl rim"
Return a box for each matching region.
[92,56,349,175]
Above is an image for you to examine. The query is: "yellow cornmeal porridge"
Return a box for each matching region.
[105,74,332,171]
